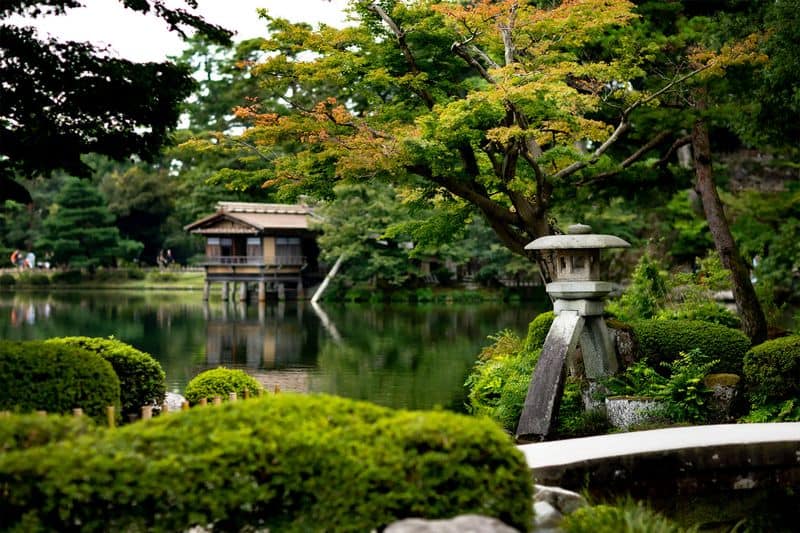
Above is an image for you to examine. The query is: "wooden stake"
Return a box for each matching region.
[228,392,237,402]
[161,402,169,414]
[199,398,208,407]
[274,383,281,394]
[141,405,153,420]
[36,410,47,416]
[213,396,222,406]
[106,406,116,429]
[181,401,190,411]
[243,389,250,400]
[72,408,83,417]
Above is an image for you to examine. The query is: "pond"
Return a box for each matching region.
[0,290,547,411]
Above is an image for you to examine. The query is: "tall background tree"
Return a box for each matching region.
[0,0,232,203]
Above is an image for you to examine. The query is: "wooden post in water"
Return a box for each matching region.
[106,406,116,428]
[141,405,153,420]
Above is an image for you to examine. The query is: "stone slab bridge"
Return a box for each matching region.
[518,423,800,498]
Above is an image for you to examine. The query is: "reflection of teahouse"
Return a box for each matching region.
[185,202,322,301]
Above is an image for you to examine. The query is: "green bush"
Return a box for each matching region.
[0,340,120,422]
[524,311,555,352]
[46,337,166,416]
[631,319,750,374]
[16,272,50,286]
[743,336,800,406]
[0,413,100,453]
[0,273,15,286]
[125,266,146,280]
[655,302,741,329]
[50,269,84,284]
[184,367,262,405]
[562,500,688,533]
[0,394,533,532]
[146,271,179,283]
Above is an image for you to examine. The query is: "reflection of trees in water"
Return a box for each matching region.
[312,304,543,411]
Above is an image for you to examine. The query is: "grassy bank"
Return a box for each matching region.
[0,268,205,291]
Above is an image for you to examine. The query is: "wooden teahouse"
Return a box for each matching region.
[185,202,321,301]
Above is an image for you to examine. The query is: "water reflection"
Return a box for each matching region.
[0,291,545,410]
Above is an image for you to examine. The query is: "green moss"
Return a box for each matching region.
[743,336,800,405]
[0,340,120,423]
[184,367,262,405]
[524,311,555,352]
[631,319,750,374]
[46,337,166,417]
[0,394,533,532]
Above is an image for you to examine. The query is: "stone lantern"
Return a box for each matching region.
[516,224,630,441]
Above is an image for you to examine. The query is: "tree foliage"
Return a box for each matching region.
[0,0,232,203]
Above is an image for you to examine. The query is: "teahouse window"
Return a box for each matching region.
[276,237,302,261]
[246,237,261,257]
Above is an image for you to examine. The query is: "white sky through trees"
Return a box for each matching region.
[13,0,349,62]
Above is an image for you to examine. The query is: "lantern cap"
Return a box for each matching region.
[525,224,631,251]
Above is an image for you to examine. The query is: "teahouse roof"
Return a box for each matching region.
[184,202,313,235]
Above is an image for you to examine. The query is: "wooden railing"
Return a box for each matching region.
[203,256,305,267]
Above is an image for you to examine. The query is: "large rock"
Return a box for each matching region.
[533,484,588,516]
[384,515,519,533]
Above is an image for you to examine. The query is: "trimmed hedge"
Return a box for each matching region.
[743,336,800,405]
[184,367,262,405]
[631,319,750,374]
[524,311,555,352]
[0,340,120,422]
[0,413,100,453]
[46,337,166,416]
[0,394,534,532]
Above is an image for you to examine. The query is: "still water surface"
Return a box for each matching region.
[0,291,546,411]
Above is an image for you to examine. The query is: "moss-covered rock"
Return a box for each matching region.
[0,394,534,532]
[0,340,120,423]
[184,367,262,405]
[524,311,555,353]
[46,336,165,416]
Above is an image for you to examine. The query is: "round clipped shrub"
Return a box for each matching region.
[0,340,120,422]
[0,413,100,453]
[0,273,16,287]
[524,311,555,352]
[184,367,261,404]
[0,394,533,532]
[46,337,166,416]
[743,336,800,405]
[631,319,750,374]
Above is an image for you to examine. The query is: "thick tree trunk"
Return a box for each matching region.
[691,99,767,344]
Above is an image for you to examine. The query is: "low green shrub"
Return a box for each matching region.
[0,273,15,286]
[46,337,166,416]
[742,336,800,406]
[16,272,50,286]
[631,319,750,374]
[184,367,261,405]
[50,269,83,284]
[0,413,100,453]
[0,340,120,422]
[562,499,689,533]
[524,311,555,352]
[0,394,533,532]
[146,271,179,283]
[655,302,741,329]
[91,267,128,282]
[125,266,146,280]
